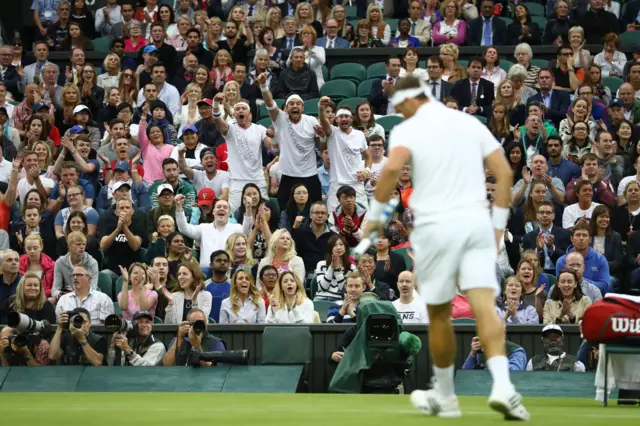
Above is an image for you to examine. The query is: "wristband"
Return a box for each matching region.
[212,111,222,118]
[260,84,269,93]
[318,136,327,143]
[266,102,278,110]
[491,205,509,230]
[368,199,386,221]
[212,101,221,110]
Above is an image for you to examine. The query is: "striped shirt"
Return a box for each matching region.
[314,260,356,301]
[55,289,114,325]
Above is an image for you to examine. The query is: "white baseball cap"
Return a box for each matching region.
[157,184,174,196]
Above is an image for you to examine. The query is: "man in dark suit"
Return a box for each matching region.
[522,200,572,274]
[451,58,494,120]
[275,16,301,58]
[368,56,402,116]
[466,0,508,46]
[426,56,453,102]
[277,0,302,18]
[527,68,571,127]
[0,46,21,101]
[576,0,619,44]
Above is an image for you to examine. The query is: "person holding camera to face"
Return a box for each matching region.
[162,308,226,366]
[107,310,166,366]
[48,307,108,366]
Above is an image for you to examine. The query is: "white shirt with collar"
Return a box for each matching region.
[95,4,123,37]
[427,78,443,100]
[55,289,115,325]
[220,295,267,324]
[136,82,181,116]
[325,36,337,48]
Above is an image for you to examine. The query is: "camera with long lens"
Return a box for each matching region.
[6,312,52,349]
[60,311,84,329]
[189,348,250,367]
[105,314,136,336]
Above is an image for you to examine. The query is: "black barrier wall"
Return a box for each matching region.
[61,324,579,393]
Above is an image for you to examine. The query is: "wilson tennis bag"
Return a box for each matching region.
[582,294,640,344]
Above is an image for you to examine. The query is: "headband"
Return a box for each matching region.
[390,79,436,107]
[286,94,303,105]
[336,108,352,117]
[234,101,251,110]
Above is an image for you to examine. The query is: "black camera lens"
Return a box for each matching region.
[192,320,206,335]
[10,334,29,348]
[70,315,84,329]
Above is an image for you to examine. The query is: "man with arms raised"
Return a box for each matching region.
[364,76,529,419]
[211,92,273,212]
[258,72,324,208]
[318,100,371,213]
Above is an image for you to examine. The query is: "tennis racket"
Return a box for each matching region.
[352,197,400,258]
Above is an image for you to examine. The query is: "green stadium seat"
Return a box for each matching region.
[386,18,399,33]
[531,59,549,69]
[258,117,273,128]
[475,115,488,125]
[113,301,122,315]
[603,76,624,94]
[392,246,412,270]
[312,300,337,323]
[620,31,640,47]
[367,62,387,80]
[345,5,358,19]
[498,17,513,26]
[376,115,404,135]
[457,59,469,68]
[499,60,515,73]
[208,317,216,324]
[268,197,280,219]
[95,250,104,270]
[337,97,366,111]
[98,272,114,300]
[115,276,123,301]
[154,316,163,324]
[531,16,547,30]
[308,276,318,299]
[303,98,320,116]
[524,2,545,16]
[139,247,148,264]
[357,78,377,97]
[322,65,329,83]
[545,273,556,287]
[349,19,360,30]
[330,62,366,85]
[320,79,357,102]
[262,326,312,364]
[93,37,112,52]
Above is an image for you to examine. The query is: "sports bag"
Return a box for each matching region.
[582,295,640,344]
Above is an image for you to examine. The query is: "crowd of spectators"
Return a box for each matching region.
[0,0,636,370]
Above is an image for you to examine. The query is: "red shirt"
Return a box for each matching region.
[0,199,10,231]
[104,160,145,178]
[49,125,61,147]
[134,7,159,23]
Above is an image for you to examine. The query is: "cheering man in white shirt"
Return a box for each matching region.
[392,271,428,324]
[363,75,529,420]
[211,92,273,212]
[257,72,325,208]
[318,98,371,213]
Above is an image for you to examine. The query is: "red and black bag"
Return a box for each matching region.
[582,295,640,344]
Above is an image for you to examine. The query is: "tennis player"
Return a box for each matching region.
[363,75,529,420]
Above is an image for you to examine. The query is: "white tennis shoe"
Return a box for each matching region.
[410,389,462,418]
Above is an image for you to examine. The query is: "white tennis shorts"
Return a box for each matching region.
[411,212,500,305]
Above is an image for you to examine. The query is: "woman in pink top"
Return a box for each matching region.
[138,114,175,183]
[451,291,474,319]
[117,262,158,320]
[124,20,147,52]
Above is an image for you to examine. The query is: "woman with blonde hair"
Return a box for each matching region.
[118,68,138,108]
[31,140,57,180]
[313,0,332,29]
[222,80,241,122]
[3,272,56,323]
[97,53,121,89]
[432,0,466,45]
[568,26,590,70]
[164,262,211,324]
[558,96,597,143]
[228,5,249,37]
[265,7,285,39]
[265,271,314,324]
[212,49,233,90]
[55,84,82,135]
[516,258,546,320]
[205,16,227,49]
[489,104,511,144]
[226,233,258,278]
[294,2,323,37]
[330,5,353,42]
[19,234,56,300]
[495,79,526,127]
[117,262,158,320]
[366,4,391,45]
[439,43,466,83]
[175,83,202,134]
[496,276,539,324]
[220,269,266,324]
[257,229,306,283]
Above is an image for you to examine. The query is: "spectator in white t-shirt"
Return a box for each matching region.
[211,92,272,212]
[257,73,325,208]
[365,134,388,202]
[393,270,428,324]
[17,150,55,208]
[562,180,600,230]
[178,145,230,200]
[318,98,372,213]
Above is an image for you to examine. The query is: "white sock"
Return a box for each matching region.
[486,356,515,393]
[433,365,455,398]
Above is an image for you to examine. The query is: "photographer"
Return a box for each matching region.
[162,308,226,366]
[107,311,166,366]
[0,325,50,366]
[48,308,107,366]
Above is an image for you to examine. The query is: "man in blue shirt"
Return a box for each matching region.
[318,149,330,199]
[463,334,527,371]
[204,250,231,322]
[546,136,581,187]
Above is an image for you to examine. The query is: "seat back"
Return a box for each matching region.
[319,80,357,102]
[313,300,338,323]
[330,63,366,85]
[261,326,312,364]
[98,272,114,301]
[367,62,387,80]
